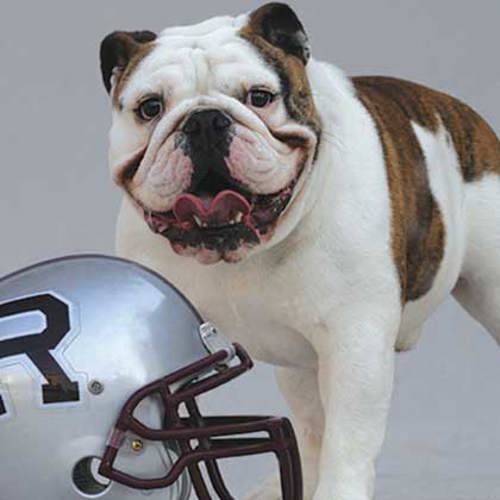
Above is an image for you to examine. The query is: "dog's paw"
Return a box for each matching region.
[244,475,281,500]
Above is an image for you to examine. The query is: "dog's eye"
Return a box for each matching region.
[137,97,163,121]
[248,89,275,108]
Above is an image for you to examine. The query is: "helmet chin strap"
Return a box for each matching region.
[199,322,236,363]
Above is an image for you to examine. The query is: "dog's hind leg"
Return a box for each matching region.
[452,174,500,344]
[453,276,500,344]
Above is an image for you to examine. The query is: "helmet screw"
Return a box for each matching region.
[131,439,144,452]
[88,380,104,395]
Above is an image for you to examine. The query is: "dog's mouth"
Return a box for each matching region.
[139,165,299,262]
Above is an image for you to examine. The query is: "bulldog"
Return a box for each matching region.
[99,3,500,499]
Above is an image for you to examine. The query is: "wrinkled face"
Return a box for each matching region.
[102,4,321,264]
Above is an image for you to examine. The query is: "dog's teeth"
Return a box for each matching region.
[202,221,208,228]
[193,215,202,227]
[235,212,243,223]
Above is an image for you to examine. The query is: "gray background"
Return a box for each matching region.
[0,1,499,498]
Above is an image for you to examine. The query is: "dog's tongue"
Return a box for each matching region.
[174,190,251,225]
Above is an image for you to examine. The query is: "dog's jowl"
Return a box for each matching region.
[100,3,500,499]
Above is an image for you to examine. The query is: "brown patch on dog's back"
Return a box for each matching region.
[354,77,500,302]
[353,77,499,302]
[354,77,500,181]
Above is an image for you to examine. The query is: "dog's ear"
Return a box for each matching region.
[247,3,310,64]
[100,30,157,94]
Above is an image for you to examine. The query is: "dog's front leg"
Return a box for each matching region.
[311,317,398,500]
[276,366,324,498]
[245,366,323,500]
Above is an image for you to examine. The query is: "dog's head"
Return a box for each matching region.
[100,3,321,264]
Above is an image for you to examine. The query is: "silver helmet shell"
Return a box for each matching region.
[0,255,208,499]
[0,255,302,500]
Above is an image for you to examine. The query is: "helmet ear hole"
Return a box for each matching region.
[72,457,112,497]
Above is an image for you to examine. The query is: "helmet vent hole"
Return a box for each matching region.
[72,457,111,497]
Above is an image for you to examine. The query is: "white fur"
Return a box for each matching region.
[108,15,500,500]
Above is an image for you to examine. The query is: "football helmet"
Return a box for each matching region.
[0,255,301,499]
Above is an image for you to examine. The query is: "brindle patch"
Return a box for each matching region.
[113,44,157,108]
[239,28,321,143]
[353,77,447,302]
[354,77,499,302]
[100,30,157,107]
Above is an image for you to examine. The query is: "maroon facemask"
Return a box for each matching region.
[99,344,302,499]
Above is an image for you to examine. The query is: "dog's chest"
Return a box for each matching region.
[155,254,319,367]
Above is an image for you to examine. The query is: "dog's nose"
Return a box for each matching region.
[182,109,232,146]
